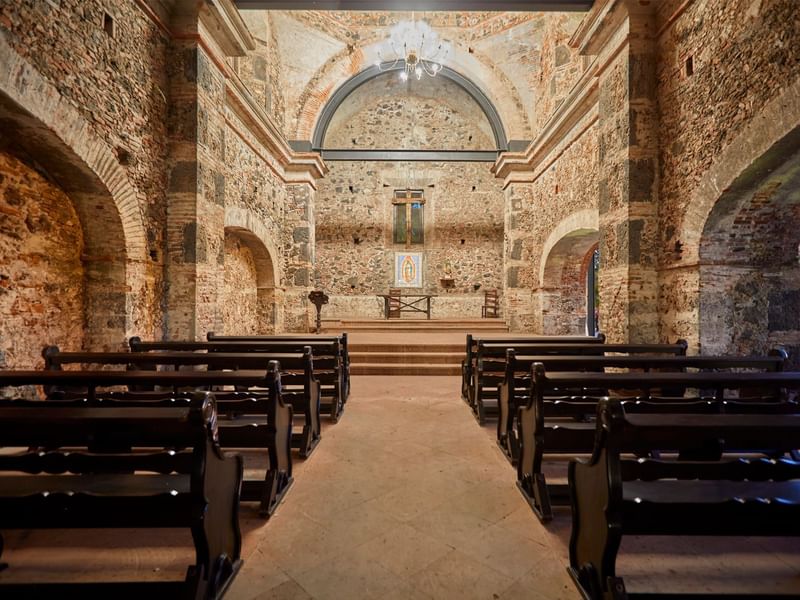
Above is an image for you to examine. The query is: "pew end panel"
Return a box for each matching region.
[0,393,243,599]
[567,399,800,600]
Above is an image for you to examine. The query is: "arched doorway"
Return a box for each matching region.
[540,228,600,335]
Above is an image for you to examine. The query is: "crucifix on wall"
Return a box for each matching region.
[392,189,425,247]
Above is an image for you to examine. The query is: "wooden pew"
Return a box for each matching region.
[472,341,688,424]
[0,366,292,517]
[569,398,800,600]
[461,333,605,403]
[517,368,800,522]
[498,350,788,465]
[130,337,346,422]
[206,332,350,400]
[43,346,321,459]
[0,393,243,599]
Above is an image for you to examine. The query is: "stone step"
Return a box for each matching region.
[323,319,508,333]
[327,324,508,333]
[349,351,462,365]
[349,344,463,353]
[350,363,461,376]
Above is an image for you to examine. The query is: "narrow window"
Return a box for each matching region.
[685,55,694,77]
[103,12,114,37]
[393,189,424,246]
[586,247,600,335]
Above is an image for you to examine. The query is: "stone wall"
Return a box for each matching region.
[502,121,600,332]
[655,0,800,351]
[530,14,587,136]
[236,11,287,131]
[325,73,496,150]
[0,152,85,369]
[316,161,503,318]
[222,233,260,335]
[0,0,169,351]
[316,71,503,319]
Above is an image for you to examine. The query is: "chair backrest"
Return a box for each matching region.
[483,289,499,317]
[388,288,402,317]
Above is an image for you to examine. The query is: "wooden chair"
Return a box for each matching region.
[387,288,402,319]
[481,289,499,318]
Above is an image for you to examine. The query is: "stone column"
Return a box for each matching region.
[164,34,228,340]
[283,183,316,332]
[593,1,659,343]
[503,182,537,332]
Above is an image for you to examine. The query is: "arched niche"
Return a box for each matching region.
[0,32,147,353]
[698,125,800,361]
[224,208,283,333]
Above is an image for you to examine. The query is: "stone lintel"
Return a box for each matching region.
[200,0,257,56]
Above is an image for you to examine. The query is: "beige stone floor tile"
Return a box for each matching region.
[226,546,292,600]
[459,521,550,580]
[413,549,511,600]
[499,562,579,600]
[364,483,450,522]
[317,500,403,548]
[495,506,550,543]
[449,480,527,525]
[357,522,453,578]
[293,544,407,600]
[254,513,348,578]
[408,503,494,550]
[254,579,313,600]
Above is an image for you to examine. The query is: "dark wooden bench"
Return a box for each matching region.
[130,337,346,422]
[499,350,788,465]
[206,332,350,401]
[0,393,242,599]
[569,398,800,600]
[43,346,321,459]
[461,333,605,404]
[472,340,688,424]
[0,366,292,518]
[518,368,800,522]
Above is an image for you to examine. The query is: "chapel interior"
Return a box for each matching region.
[0,0,799,598]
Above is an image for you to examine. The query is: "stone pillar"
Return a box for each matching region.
[593,1,659,343]
[164,34,227,340]
[283,183,316,332]
[503,182,536,332]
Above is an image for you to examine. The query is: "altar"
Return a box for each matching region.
[377,293,437,319]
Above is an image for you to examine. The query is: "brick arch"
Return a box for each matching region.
[680,79,800,265]
[537,210,599,335]
[697,124,800,358]
[293,40,530,142]
[538,209,599,287]
[224,207,284,332]
[660,79,800,352]
[0,31,148,348]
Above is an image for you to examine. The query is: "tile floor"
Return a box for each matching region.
[2,375,800,598]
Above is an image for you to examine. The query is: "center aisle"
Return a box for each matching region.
[228,376,575,600]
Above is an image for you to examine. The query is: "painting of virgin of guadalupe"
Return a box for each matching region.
[395,252,423,288]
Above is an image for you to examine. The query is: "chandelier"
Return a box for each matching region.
[375,15,450,81]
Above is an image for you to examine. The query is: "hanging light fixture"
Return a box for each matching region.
[375,13,450,81]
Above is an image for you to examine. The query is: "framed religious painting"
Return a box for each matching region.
[395,252,423,288]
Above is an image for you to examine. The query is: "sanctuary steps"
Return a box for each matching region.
[322,319,509,376]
